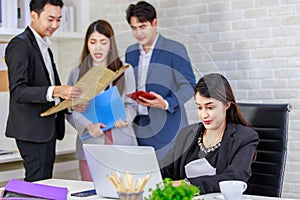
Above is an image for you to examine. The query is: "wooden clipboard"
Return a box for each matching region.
[40,65,129,117]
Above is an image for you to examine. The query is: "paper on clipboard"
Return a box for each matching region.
[40,65,129,117]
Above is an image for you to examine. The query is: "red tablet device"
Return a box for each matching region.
[127,91,156,101]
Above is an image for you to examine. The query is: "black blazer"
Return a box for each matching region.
[160,123,259,194]
[5,27,65,142]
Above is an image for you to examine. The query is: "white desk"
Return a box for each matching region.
[197,193,296,200]
[37,179,98,200]
[37,179,296,200]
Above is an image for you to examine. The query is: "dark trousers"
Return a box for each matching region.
[16,137,56,182]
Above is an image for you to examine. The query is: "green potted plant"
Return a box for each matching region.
[145,178,200,200]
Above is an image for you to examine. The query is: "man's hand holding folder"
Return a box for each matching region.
[127,91,156,102]
[40,65,129,117]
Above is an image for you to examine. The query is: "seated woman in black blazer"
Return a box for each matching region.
[160,73,259,194]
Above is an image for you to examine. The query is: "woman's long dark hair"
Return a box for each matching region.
[77,19,124,93]
[194,73,248,126]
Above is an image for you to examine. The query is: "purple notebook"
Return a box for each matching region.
[3,179,68,200]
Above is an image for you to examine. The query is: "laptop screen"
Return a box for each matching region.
[83,144,163,198]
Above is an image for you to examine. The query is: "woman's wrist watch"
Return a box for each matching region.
[184,178,191,186]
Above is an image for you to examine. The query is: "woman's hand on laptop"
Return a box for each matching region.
[86,123,105,137]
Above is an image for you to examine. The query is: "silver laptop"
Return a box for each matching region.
[83,144,163,199]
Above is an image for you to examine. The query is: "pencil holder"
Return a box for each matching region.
[117,191,143,200]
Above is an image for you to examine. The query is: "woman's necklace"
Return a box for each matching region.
[202,130,223,148]
[198,140,221,154]
[197,126,226,154]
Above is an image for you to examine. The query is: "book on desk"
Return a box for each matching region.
[1,179,68,200]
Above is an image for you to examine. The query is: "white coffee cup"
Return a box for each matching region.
[219,180,247,200]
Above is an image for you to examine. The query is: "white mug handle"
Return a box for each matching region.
[242,182,247,192]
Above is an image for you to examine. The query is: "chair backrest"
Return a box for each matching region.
[238,103,291,197]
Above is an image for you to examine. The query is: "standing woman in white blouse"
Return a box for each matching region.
[66,19,138,181]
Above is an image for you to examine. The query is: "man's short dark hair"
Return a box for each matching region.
[126,1,156,24]
[30,0,64,15]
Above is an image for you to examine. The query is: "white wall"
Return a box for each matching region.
[1,0,298,197]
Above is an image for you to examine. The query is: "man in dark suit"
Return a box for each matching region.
[5,0,82,182]
[125,1,196,161]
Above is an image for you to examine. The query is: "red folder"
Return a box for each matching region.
[127,91,156,101]
[2,179,68,200]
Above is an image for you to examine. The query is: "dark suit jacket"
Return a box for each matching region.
[125,34,196,145]
[5,27,65,142]
[160,123,259,194]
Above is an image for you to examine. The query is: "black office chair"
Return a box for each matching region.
[238,103,291,197]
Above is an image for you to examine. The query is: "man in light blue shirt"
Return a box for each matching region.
[125,1,196,161]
